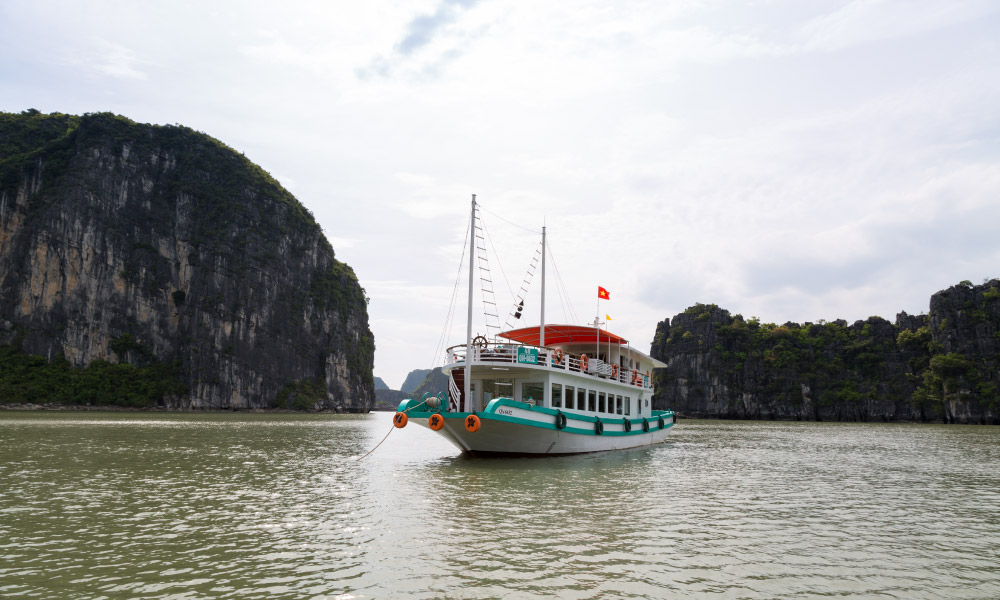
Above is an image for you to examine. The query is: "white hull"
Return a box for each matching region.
[432,417,673,456]
[398,397,674,457]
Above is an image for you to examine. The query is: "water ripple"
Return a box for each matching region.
[2,413,999,598]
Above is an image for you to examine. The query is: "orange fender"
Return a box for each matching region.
[465,414,481,433]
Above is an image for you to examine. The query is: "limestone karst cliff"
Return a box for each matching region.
[0,110,374,410]
[650,280,999,424]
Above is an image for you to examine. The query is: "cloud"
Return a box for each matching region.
[72,37,148,80]
[798,0,998,52]
[393,173,479,220]
[357,0,480,79]
[396,0,479,56]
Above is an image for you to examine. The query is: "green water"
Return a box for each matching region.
[1,412,998,599]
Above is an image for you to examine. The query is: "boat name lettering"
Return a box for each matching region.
[498,408,514,416]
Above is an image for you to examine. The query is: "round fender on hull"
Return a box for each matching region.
[393,412,408,428]
[465,414,482,433]
[429,414,445,431]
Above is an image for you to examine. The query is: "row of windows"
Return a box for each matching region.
[550,383,631,416]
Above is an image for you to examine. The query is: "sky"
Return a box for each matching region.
[2,0,999,389]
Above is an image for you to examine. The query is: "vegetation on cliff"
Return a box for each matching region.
[651,279,1000,424]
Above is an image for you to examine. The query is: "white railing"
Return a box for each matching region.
[446,343,652,389]
[448,376,461,412]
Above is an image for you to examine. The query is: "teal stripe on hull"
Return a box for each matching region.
[398,397,675,437]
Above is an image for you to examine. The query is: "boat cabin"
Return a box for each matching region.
[444,324,666,417]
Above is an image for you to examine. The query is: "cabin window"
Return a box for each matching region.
[616,395,623,415]
[551,383,562,408]
[481,378,514,404]
[598,392,606,413]
[578,387,586,411]
[565,386,575,409]
[626,396,632,416]
[522,381,544,405]
[588,390,596,412]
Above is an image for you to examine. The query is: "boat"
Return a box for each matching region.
[394,196,675,456]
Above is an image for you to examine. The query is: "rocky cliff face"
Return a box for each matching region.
[650,280,999,424]
[0,110,374,411]
[926,282,1000,423]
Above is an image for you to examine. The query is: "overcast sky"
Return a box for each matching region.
[3,0,999,389]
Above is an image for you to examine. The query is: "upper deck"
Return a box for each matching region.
[445,324,665,392]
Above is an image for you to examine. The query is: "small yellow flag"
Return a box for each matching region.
[606,314,613,321]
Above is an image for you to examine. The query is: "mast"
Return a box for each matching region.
[465,195,475,412]
[540,225,546,348]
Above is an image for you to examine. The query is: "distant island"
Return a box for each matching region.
[0,110,374,411]
[372,368,449,410]
[651,279,999,424]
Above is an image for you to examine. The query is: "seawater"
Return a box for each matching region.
[1,412,998,599]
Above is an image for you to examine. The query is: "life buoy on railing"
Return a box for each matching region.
[393,412,408,428]
[631,370,639,385]
[623,418,632,433]
[594,417,603,435]
[580,354,589,372]
[611,364,619,379]
[429,414,445,431]
[555,411,567,430]
[553,348,564,365]
[465,414,481,433]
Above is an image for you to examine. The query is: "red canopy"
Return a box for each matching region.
[499,324,628,346]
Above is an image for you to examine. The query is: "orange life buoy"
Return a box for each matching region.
[393,412,408,428]
[465,414,481,433]
[632,370,639,385]
[553,348,564,365]
[611,364,619,379]
[580,354,589,371]
[429,414,445,431]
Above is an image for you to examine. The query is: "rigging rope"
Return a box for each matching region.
[431,217,470,368]
[355,399,428,461]
[503,240,542,330]
[479,203,541,234]
[546,240,580,324]
[483,217,516,304]
[475,210,502,335]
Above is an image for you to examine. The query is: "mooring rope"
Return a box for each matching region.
[355,399,429,461]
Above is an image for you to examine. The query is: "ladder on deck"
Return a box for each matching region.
[504,242,541,331]
[474,211,502,338]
